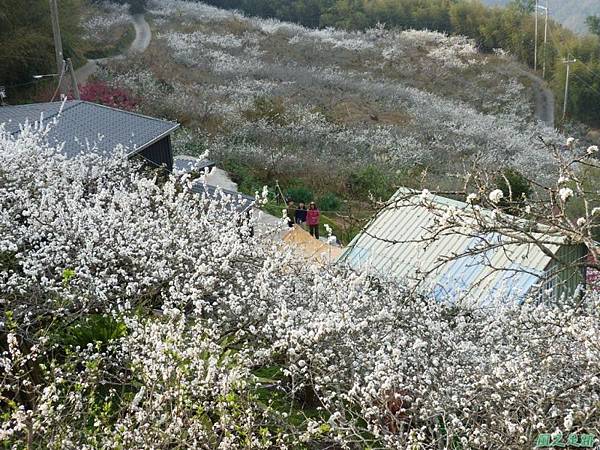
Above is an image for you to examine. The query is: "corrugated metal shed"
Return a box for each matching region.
[0,101,179,159]
[339,188,584,305]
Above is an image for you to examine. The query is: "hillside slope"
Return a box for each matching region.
[481,0,600,34]
[97,0,560,195]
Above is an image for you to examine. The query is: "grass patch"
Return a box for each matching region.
[331,100,411,126]
[252,365,327,428]
[49,314,128,350]
[83,24,135,60]
[220,158,266,196]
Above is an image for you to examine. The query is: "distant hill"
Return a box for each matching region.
[480,0,600,34]
[99,0,563,208]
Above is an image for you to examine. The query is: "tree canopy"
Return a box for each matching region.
[2,119,600,449]
[0,0,83,101]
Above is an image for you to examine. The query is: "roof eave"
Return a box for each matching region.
[127,123,180,156]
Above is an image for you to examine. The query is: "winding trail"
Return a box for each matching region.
[75,14,151,85]
[518,69,555,128]
[130,14,151,53]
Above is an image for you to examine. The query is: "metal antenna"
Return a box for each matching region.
[49,0,67,97]
[67,58,80,100]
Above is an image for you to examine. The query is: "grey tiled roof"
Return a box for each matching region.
[191,182,255,213]
[0,101,178,157]
[173,156,216,173]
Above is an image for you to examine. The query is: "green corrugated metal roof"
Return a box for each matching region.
[339,187,578,304]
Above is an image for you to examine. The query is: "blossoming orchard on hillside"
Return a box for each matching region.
[95,0,563,191]
[1,114,600,449]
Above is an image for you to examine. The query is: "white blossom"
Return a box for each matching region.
[489,189,504,203]
[559,187,574,202]
[2,5,599,449]
[466,193,479,204]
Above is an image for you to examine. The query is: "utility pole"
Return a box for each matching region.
[563,55,577,120]
[49,0,67,98]
[543,0,548,79]
[67,58,80,100]
[536,1,549,79]
[534,0,539,72]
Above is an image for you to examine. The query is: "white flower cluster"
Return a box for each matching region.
[92,0,562,181]
[82,1,130,42]
[2,122,600,449]
[489,188,504,203]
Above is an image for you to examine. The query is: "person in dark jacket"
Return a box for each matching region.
[306,202,320,239]
[286,199,295,227]
[294,202,307,227]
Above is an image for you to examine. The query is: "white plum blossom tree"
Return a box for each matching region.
[82,1,131,43]
[1,118,600,449]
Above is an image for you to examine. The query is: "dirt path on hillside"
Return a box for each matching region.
[130,14,151,53]
[518,69,555,128]
[75,14,151,85]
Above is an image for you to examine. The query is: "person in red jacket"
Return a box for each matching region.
[306,202,320,239]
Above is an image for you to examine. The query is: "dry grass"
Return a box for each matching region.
[331,101,412,126]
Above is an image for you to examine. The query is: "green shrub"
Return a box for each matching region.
[285,186,313,204]
[318,192,341,211]
[495,169,532,202]
[493,169,533,216]
[347,165,395,201]
[172,129,210,157]
[0,251,19,273]
[52,314,128,350]
[220,158,264,195]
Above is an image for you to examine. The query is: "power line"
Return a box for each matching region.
[546,24,600,118]
[572,72,600,99]
[547,25,600,83]
[0,55,54,62]
[4,79,46,89]
[574,59,600,83]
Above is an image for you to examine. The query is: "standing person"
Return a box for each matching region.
[295,202,307,228]
[306,202,320,239]
[286,199,295,228]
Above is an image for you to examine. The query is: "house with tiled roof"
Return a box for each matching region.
[0,100,179,171]
[0,100,255,213]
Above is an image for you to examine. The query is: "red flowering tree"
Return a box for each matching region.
[78,81,137,110]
